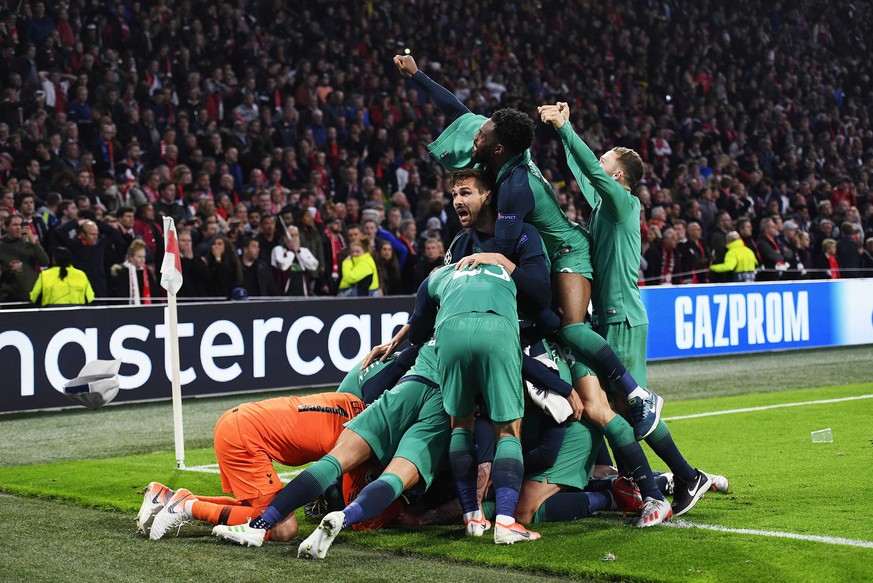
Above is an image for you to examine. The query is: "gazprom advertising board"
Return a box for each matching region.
[642,279,873,359]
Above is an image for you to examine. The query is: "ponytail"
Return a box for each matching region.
[55,247,72,281]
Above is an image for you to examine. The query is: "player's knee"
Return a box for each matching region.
[580,397,614,428]
[494,418,522,438]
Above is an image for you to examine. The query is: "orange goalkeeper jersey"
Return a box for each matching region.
[233,392,365,467]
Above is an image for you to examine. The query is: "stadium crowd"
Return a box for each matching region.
[1,0,873,305]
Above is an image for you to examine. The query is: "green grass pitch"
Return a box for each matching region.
[1,346,871,582]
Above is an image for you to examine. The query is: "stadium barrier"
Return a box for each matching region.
[0,297,414,413]
[643,278,873,359]
[1,278,871,413]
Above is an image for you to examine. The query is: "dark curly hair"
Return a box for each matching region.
[491,108,535,157]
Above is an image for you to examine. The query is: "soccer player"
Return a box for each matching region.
[212,342,450,557]
[141,391,366,542]
[138,350,417,542]
[539,102,714,516]
[371,167,671,526]
[410,259,543,544]
[445,169,560,344]
[393,54,663,442]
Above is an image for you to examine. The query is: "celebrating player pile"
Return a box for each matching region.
[135,54,728,557]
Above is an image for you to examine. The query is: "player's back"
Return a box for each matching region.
[497,151,586,260]
[588,193,647,327]
[235,392,365,467]
[427,264,518,330]
[402,341,440,386]
[337,354,396,401]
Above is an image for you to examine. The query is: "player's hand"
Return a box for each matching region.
[556,101,571,121]
[567,389,584,421]
[393,55,419,78]
[537,104,566,129]
[10,259,22,272]
[361,323,409,368]
[360,342,393,368]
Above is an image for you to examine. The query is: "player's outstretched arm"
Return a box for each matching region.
[395,54,470,122]
[539,103,634,220]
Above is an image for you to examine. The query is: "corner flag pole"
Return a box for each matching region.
[160,217,185,469]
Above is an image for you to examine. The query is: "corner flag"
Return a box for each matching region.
[160,217,183,295]
[160,216,185,468]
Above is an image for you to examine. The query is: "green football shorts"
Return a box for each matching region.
[345,380,450,489]
[435,313,524,423]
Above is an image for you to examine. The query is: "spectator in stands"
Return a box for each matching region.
[273,224,319,297]
[154,182,187,225]
[321,216,346,295]
[682,221,709,284]
[779,220,802,278]
[0,188,15,214]
[111,239,160,305]
[795,231,813,279]
[419,216,444,251]
[397,218,420,292]
[812,238,840,280]
[194,215,220,256]
[736,218,762,264]
[205,236,243,299]
[361,210,408,267]
[836,222,863,278]
[17,193,48,245]
[239,237,279,297]
[709,231,758,283]
[644,227,682,286]
[133,203,163,265]
[255,214,281,263]
[375,241,403,296]
[412,237,444,289]
[177,230,210,298]
[53,218,120,300]
[338,239,379,297]
[297,210,326,286]
[0,213,50,302]
[709,211,733,281]
[756,218,789,281]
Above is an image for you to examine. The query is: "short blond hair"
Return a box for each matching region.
[127,239,147,258]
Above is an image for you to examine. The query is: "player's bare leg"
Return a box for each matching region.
[554,272,663,439]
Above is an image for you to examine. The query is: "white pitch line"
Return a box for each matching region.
[663,394,873,421]
[182,464,303,482]
[665,519,873,549]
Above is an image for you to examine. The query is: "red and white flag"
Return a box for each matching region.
[160,216,183,296]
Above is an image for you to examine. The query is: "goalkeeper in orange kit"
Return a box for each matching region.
[138,346,420,542]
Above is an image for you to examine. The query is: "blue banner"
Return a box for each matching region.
[641,279,873,359]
